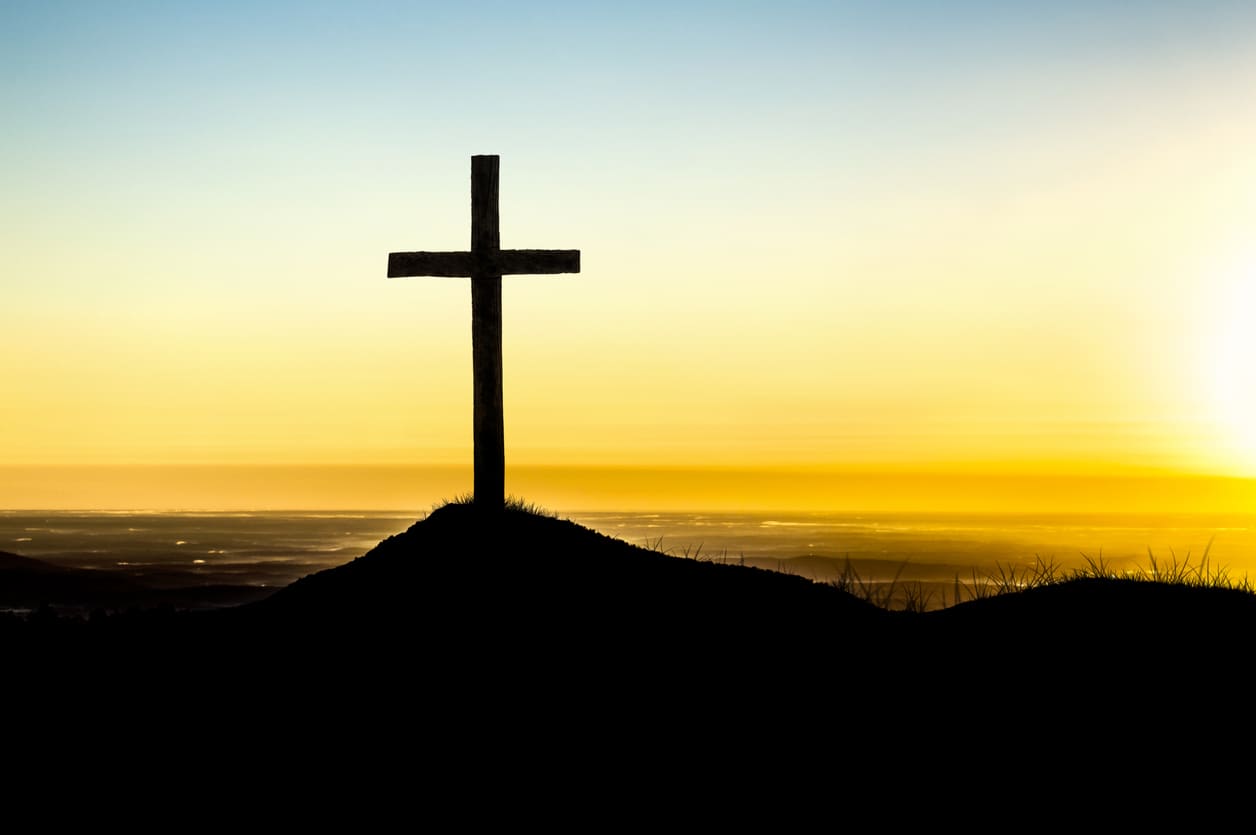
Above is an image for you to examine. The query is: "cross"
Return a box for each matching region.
[388,155,580,510]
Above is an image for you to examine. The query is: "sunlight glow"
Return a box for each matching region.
[1204,260,1256,474]
[5,3,1256,511]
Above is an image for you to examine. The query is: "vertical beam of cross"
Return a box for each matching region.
[470,155,504,509]
[388,155,581,510]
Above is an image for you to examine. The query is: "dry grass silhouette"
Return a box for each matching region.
[435,495,1256,614]
[632,515,1252,613]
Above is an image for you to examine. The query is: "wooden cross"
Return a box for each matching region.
[387,155,580,510]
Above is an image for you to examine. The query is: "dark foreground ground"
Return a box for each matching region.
[5,503,1254,783]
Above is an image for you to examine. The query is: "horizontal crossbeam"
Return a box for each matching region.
[388,249,580,278]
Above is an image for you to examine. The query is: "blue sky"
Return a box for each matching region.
[5,1,1256,509]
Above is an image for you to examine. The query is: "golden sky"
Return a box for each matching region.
[4,2,1256,511]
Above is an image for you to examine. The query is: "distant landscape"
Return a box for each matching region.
[4,497,1254,771]
[6,500,1254,662]
[5,505,1252,616]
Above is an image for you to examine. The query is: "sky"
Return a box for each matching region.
[4,1,1256,512]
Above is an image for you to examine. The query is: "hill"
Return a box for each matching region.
[5,502,1256,757]
[0,549,271,614]
[245,501,889,633]
[5,500,1255,796]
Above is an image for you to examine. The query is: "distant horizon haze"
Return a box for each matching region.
[2,463,1254,515]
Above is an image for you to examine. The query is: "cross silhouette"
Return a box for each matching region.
[388,155,581,509]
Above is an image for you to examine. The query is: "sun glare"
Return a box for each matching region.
[1204,260,1256,474]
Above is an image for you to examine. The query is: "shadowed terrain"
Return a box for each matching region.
[0,549,276,613]
[5,503,1255,764]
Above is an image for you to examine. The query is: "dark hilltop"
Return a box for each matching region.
[8,501,1255,674]
[5,500,1255,764]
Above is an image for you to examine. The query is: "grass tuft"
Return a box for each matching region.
[828,556,911,610]
[426,501,1255,612]
[503,495,558,517]
[830,544,1255,612]
[432,493,558,518]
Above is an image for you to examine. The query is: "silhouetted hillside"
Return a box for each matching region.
[199,503,904,696]
[251,502,888,628]
[5,504,1254,766]
[0,549,149,610]
[0,549,270,614]
[10,506,1256,674]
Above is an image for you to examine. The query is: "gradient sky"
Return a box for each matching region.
[4,1,1256,511]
